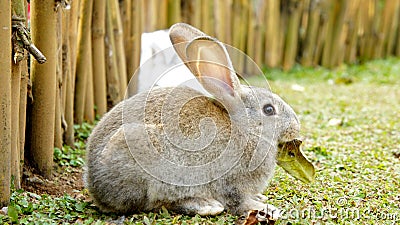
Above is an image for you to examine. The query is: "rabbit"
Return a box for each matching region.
[84,23,301,220]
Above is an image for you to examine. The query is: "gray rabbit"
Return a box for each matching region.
[84,23,314,220]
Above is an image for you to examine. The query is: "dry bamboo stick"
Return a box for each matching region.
[301,0,321,67]
[0,0,11,205]
[29,0,58,178]
[54,9,63,149]
[321,0,338,67]
[69,0,80,90]
[343,0,361,63]
[168,0,181,27]
[385,0,400,56]
[283,0,304,71]
[92,0,107,116]
[110,0,128,98]
[158,0,168,29]
[253,0,266,68]
[121,0,132,62]
[62,7,74,146]
[105,0,122,105]
[264,0,281,68]
[312,0,330,66]
[84,39,95,122]
[127,0,144,96]
[74,0,93,124]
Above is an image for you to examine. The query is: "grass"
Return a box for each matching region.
[1,57,400,224]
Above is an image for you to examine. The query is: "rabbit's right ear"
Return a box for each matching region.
[169,23,207,62]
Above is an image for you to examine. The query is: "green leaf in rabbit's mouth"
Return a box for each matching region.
[276,139,315,183]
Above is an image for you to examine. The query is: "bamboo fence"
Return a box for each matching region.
[1,0,400,206]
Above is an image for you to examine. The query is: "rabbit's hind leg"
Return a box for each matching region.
[170,197,224,216]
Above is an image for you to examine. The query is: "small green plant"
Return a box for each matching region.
[54,145,85,167]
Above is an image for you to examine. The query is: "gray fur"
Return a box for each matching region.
[84,23,300,218]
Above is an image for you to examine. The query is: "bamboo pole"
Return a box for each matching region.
[158,0,168,29]
[29,0,58,178]
[343,0,361,64]
[385,0,400,56]
[283,0,304,71]
[264,0,281,68]
[397,5,400,56]
[167,0,181,27]
[301,0,321,67]
[190,0,202,29]
[214,0,223,40]
[313,0,331,66]
[106,0,122,105]
[0,0,11,206]
[11,0,29,189]
[120,0,132,64]
[127,0,144,96]
[54,9,63,149]
[74,0,94,124]
[84,39,95,122]
[69,0,80,90]
[253,1,266,69]
[62,7,74,146]
[201,0,213,36]
[19,59,28,171]
[110,0,128,98]
[92,0,107,116]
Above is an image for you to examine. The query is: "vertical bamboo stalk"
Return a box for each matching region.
[214,0,225,42]
[321,0,336,67]
[0,0,11,206]
[397,5,400,56]
[167,0,181,26]
[282,0,304,71]
[11,0,28,189]
[385,0,400,56]
[84,39,95,122]
[343,0,361,63]
[29,0,57,178]
[201,0,213,36]
[120,0,132,63]
[62,7,74,146]
[158,0,168,29]
[192,0,202,28]
[106,0,122,105]
[253,1,266,69]
[54,9,63,149]
[19,59,28,170]
[127,0,144,96]
[312,0,330,65]
[92,0,107,116]
[300,0,321,67]
[74,0,94,124]
[110,0,128,98]
[69,0,80,89]
[264,0,281,68]
[11,61,21,189]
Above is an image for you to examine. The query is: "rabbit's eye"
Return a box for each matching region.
[263,104,276,116]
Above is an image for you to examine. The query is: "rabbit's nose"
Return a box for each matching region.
[280,118,300,142]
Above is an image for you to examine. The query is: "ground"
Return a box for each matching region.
[1,58,400,224]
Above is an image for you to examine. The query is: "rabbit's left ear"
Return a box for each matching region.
[185,37,242,100]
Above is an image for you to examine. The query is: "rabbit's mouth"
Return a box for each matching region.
[276,139,315,183]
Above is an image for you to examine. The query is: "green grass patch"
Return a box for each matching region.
[2,58,400,224]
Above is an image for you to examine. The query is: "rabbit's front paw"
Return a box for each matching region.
[252,194,268,203]
[172,197,224,216]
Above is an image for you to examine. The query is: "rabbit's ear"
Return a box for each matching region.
[185,36,241,98]
[169,23,206,61]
